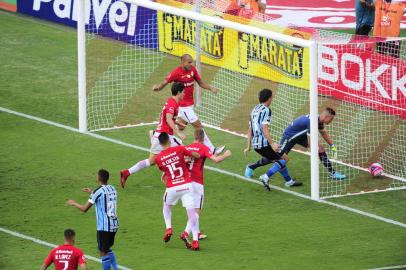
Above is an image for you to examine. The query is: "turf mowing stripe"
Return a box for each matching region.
[368,265,406,270]
[0,227,133,270]
[1,106,406,229]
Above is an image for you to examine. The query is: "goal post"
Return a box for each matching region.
[77,0,405,200]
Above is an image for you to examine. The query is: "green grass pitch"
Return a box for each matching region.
[1,10,406,270]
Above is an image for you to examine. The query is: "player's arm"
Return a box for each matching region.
[183,147,200,159]
[244,126,252,156]
[210,150,232,163]
[67,199,93,213]
[319,129,334,146]
[197,79,218,94]
[262,124,279,151]
[40,250,53,270]
[166,112,186,141]
[152,80,169,91]
[79,263,89,270]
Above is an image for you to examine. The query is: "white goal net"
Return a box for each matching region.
[79,0,406,199]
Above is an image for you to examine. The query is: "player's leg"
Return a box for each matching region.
[106,232,118,270]
[179,105,225,154]
[183,183,205,240]
[180,185,200,250]
[97,231,113,270]
[162,202,173,242]
[120,153,155,188]
[245,156,272,178]
[258,146,302,189]
[120,132,161,188]
[318,143,346,180]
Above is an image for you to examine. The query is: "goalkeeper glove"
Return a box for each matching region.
[330,144,338,159]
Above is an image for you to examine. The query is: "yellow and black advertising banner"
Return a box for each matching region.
[157,11,310,89]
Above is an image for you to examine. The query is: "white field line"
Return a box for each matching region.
[1,106,406,230]
[368,265,406,270]
[0,227,133,270]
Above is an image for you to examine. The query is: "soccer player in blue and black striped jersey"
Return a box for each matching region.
[68,169,119,270]
[244,89,302,190]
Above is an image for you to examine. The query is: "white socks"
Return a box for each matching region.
[202,129,215,152]
[129,159,150,174]
[163,204,172,229]
[186,209,200,241]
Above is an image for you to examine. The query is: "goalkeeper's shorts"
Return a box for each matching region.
[279,135,308,155]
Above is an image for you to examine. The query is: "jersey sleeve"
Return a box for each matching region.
[193,67,202,82]
[204,146,213,159]
[88,187,103,204]
[77,249,87,265]
[261,108,272,126]
[165,68,178,83]
[43,249,54,266]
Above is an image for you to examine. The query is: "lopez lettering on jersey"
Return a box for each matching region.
[155,146,193,188]
[165,66,202,107]
[249,104,272,149]
[43,244,86,270]
[88,185,119,232]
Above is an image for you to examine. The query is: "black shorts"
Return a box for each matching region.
[279,135,308,155]
[254,146,281,161]
[97,231,116,252]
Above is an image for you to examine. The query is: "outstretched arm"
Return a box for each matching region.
[67,199,93,213]
[244,127,252,157]
[79,263,89,270]
[152,80,169,91]
[210,150,232,163]
[40,263,48,270]
[197,80,218,94]
[319,129,333,146]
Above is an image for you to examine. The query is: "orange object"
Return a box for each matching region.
[373,0,405,37]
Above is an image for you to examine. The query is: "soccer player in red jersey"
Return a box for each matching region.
[154,132,201,250]
[152,54,225,155]
[179,129,231,245]
[40,229,88,270]
[120,82,186,188]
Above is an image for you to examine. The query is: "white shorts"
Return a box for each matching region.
[163,183,194,209]
[192,182,204,209]
[178,105,199,124]
[150,131,182,154]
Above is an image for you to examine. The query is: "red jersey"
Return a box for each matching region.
[43,244,86,270]
[155,145,193,188]
[156,97,179,135]
[165,66,201,107]
[186,142,213,185]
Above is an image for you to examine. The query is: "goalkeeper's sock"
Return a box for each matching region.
[266,159,286,177]
[202,128,215,153]
[108,251,118,270]
[319,152,334,173]
[278,166,293,182]
[101,255,112,270]
[129,159,150,174]
[248,157,272,170]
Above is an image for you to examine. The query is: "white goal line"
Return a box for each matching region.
[1,106,406,230]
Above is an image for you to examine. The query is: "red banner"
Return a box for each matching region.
[318,44,406,118]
